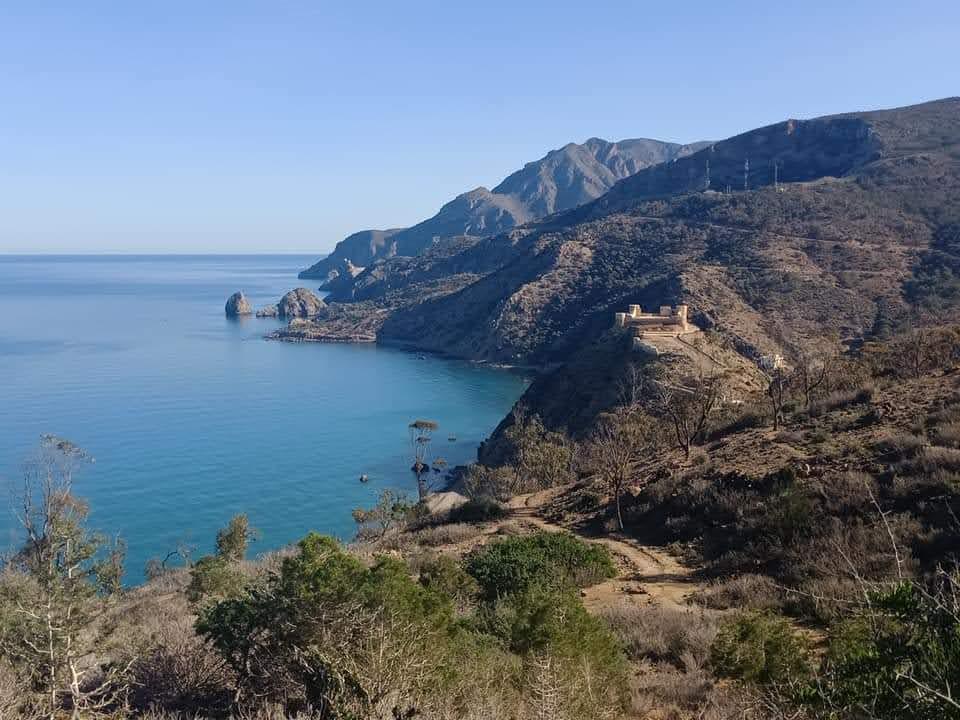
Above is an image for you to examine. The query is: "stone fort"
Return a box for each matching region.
[614,304,693,354]
[615,304,691,334]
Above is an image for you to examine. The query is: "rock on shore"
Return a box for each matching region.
[224,291,252,316]
[277,288,326,319]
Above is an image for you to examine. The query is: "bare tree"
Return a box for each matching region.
[409,419,439,501]
[792,350,834,411]
[590,411,658,531]
[617,362,646,410]
[650,370,724,458]
[766,364,791,430]
[351,489,412,540]
[901,326,941,379]
[0,435,128,719]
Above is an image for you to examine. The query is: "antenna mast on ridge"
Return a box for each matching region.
[704,159,710,191]
[743,157,750,192]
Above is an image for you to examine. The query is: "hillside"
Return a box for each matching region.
[381,98,959,357]
[279,97,960,441]
[298,137,707,281]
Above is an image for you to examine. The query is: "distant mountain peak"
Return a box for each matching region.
[299,135,708,279]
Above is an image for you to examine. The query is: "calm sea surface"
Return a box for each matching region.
[0,255,528,580]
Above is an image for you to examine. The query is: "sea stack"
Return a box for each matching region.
[224,291,252,316]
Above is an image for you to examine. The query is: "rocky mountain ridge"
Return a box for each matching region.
[298,137,707,281]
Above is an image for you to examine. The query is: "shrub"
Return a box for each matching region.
[410,522,481,547]
[215,513,253,563]
[932,421,960,449]
[197,533,458,717]
[875,431,926,460]
[478,587,629,716]
[759,486,815,548]
[695,574,785,612]
[801,578,960,720]
[352,488,413,540]
[448,496,509,523]
[465,531,615,600]
[630,665,714,714]
[710,611,811,686]
[127,617,233,714]
[418,555,480,610]
[918,445,960,473]
[186,556,244,603]
[809,384,874,417]
[601,603,719,667]
[708,404,766,440]
[463,465,519,500]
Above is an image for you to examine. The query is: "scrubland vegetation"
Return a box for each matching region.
[463,325,960,719]
[0,439,625,719]
[4,325,960,719]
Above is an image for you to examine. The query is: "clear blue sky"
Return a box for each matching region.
[1,1,956,254]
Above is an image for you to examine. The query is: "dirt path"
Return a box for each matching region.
[505,488,703,613]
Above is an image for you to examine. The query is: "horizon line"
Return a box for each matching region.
[0,250,323,256]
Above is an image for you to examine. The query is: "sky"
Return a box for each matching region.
[1,1,957,255]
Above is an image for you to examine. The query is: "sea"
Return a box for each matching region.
[0,255,529,580]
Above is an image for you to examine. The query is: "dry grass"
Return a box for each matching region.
[875,430,926,460]
[630,665,714,716]
[808,383,874,417]
[408,522,483,547]
[601,603,719,668]
[694,574,785,612]
[931,421,960,448]
[917,445,960,472]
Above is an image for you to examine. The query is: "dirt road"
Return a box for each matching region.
[505,488,702,612]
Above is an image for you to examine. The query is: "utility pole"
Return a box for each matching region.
[743,157,750,192]
[704,159,710,191]
[773,160,780,191]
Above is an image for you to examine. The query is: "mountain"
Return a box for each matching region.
[280,98,960,434]
[298,137,707,280]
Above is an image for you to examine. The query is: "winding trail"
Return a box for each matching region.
[505,487,703,612]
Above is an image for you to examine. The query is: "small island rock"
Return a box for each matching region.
[278,288,326,319]
[224,291,252,316]
[255,304,279,318]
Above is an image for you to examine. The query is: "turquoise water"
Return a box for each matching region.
[0,255,528,580]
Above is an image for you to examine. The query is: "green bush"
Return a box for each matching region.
[760,485,815,548]
[197,533,457,716]
[448,496,509,523]
[812,581,960,720]
[477,587,629,717]
[186,556,244,603]
[465,531,615,600]
[418,554,480,609]
[710,611,811,686]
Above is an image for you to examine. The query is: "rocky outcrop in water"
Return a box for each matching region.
[278,288,326,319]
[255,304,279,318]
[224,292,252,316]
